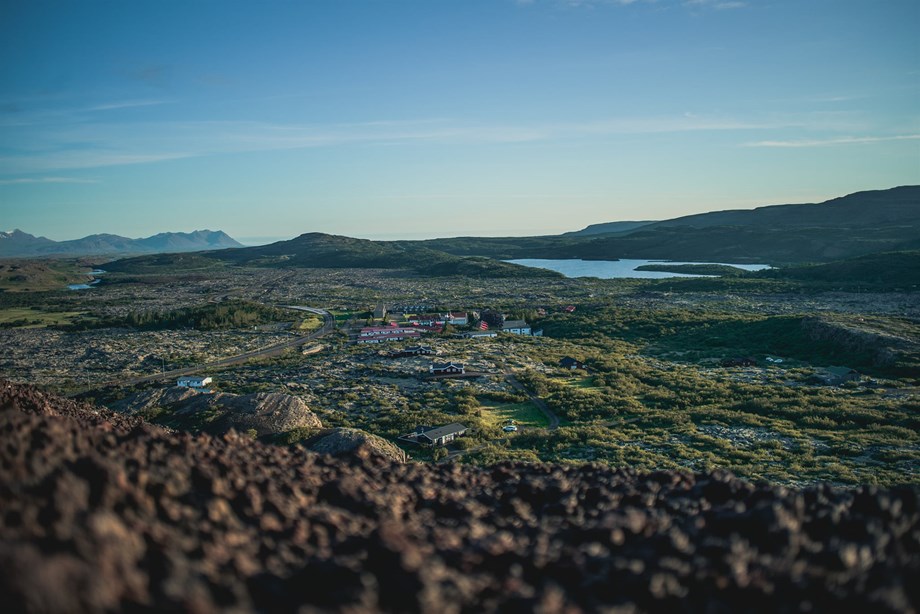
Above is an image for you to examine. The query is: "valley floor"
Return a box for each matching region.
[1,263,917,486]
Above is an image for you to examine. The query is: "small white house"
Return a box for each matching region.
[443,312,469,326]
[502,320,531,335]
[177,376,212,388]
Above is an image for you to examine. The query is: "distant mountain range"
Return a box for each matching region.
[0,229,243,258]
[81,186,920,276]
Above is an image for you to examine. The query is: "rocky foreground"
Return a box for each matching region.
[1,381,918,613]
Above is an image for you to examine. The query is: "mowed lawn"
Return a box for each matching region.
[0,308,86,328]
[296,315,325,332]
[557,375,597,389]
[479,401,550,429]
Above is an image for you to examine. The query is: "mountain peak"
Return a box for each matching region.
[0,229,244,258]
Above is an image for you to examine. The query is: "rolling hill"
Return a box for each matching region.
[645,185,920,231]
[562,220,656,236]
[108,232,562,279]
[106,186,920,272]
[422,186,920,264]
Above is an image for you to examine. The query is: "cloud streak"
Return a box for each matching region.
[744,134,920,148]
[0,176,100,185]
[0,115,755,172]
[0,111,903,173]
[683,0,747,9]
[85,100,172,112]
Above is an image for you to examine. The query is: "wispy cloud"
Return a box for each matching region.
[85,100,171,112]
[744,134,920,148]
[684,0,747,9]
[514,0,657,7]
[0,113,807,173]
[526,0,747,7]
[0,176,100,185]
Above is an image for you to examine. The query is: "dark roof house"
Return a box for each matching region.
[387,345,435,358]
[419,423,468,446]
[819,366,861,386]
[559,357,586,370]
[398,423,468,446]
[430,362,465,375]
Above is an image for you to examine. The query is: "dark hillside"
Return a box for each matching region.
[408,187,920,264]
[554,223,920,264]
[111,232,561,278]
[211,232,427,268]
[756,250,920,288]
[1,381,918,612]
[647,185,920,230]
[563,220,656,236]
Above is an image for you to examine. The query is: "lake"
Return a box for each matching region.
[505,259,770,279]
[67,270,106,290]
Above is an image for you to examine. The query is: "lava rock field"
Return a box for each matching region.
[1,380,918,612]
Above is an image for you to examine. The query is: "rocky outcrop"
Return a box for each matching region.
[801,316,911,367]
[218,392,322,435]
[1,380,918,613]
[111,386,321,436]
[304,427,408,463]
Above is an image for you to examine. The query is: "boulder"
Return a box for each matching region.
[304,428,407,463]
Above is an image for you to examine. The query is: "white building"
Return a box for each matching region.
[177,376,212,388]
[501,320,531,335]
[443,312,468,326]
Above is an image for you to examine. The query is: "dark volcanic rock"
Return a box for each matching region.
[304,427,408,463]
[112,386,322,436]
[1,380,918,612]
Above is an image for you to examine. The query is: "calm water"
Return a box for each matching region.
[67,270,106,290]
[505,259,770,279]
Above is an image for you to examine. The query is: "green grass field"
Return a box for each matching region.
[296,315,324,332]
[479,400,550,429]
[0,307,87,328]
[0,260,92,292]
[556,375,597,389]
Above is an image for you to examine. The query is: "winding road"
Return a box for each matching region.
[100,306,335,389]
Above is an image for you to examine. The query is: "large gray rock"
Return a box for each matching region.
[304,427,407,463]
[218,392,322,435]
[109,387,321,436]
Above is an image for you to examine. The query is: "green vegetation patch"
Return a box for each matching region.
[634,263,747,277]
[539,306,917,377]
[479,400,550,429]
[0,307,88,329]
[757,250,920,289]
[296,314,324,332]
[0,260,94,292]
[61,299,294,332]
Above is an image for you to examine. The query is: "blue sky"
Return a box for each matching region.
[1,0,918,242]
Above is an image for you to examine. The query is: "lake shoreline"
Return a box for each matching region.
[505,258,770,280]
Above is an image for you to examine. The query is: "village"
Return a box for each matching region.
[157,300,589,456]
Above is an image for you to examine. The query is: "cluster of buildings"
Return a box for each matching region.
[357,326,422,344]
[357,306,545,345]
